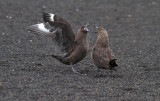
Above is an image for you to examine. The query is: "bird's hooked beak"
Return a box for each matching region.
[85,24,90,27]
[95,25,99,29]
[84,24,90,32]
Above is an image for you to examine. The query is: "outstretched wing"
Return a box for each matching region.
[42,12,76,52]
[28,23,58,36]
[28,23,64,44]
[28,23,65,52]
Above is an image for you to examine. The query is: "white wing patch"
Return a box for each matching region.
[38,23,50,32]
[49,13,55,21]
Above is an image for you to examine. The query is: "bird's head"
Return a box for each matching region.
[95,26,105,33]
[80,24,90,33]
[95,26,108,36]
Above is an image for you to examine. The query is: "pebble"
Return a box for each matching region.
[12,69,15,71]
[9,16,12,19]
[128,14,132,18]
[18,40,21,43]
[6,16,12,19]
[75,8,79,12]
[29,40,33,42]
[42,5,46,9]
[152,1,156,5]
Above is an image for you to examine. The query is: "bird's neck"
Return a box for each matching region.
[96,35,109,48]
[75,32,88,44]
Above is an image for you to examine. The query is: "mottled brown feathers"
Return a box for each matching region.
[91,27,118,71]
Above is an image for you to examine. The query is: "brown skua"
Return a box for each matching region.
[91,27,118,75]
[28,12,90,73]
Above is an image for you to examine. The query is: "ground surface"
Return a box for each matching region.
[0,0,160,101]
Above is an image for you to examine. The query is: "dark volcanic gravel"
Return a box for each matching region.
[0,0,160,101]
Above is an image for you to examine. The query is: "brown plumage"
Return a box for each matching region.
[28,12,89,73]
[91,27,118,73]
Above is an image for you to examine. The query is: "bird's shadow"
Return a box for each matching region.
[79,69,90,74]
[79,69,123,78]
[93,73,123,78]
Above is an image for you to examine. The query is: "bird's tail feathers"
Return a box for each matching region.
[109,59,118,67]
[43,12,55,22]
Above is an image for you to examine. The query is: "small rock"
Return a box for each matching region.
[75,8,79,12]
[18,40,21,43]
[6,16,12,19]
[152,1,156,5]
[106,16,110,20]
[42,5,46,9]
[128,14,132,18]
[29,40,33,42]
[132,40,136,43]
[9,16,12,19]
[21,91,25,94]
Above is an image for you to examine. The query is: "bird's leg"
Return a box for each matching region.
[70,65,80,74]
